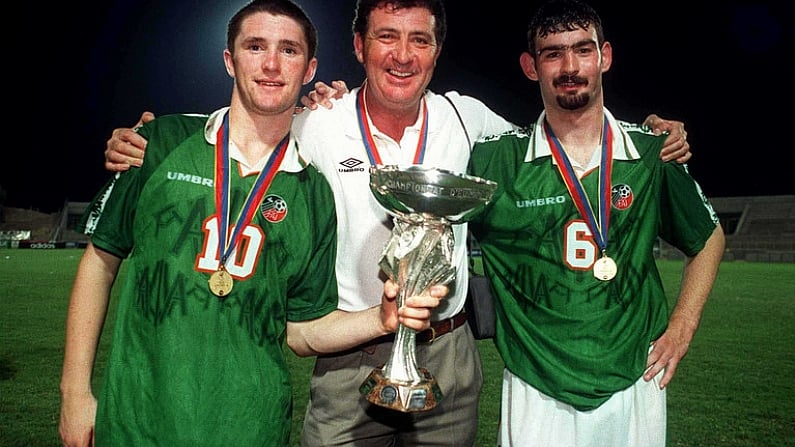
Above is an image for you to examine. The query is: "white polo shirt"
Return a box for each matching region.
[292,87,514,320]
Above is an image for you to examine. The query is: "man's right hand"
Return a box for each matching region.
[105,111,154,172]
[298,80,349,111]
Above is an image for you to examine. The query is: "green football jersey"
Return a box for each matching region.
[468,114,718,411]
[84,112,338,445]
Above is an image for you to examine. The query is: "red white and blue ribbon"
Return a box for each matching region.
[543,117,613,254]
[214,111,288,268]
[356,82,429,165]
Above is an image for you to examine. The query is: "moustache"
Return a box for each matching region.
[553,75,588,87]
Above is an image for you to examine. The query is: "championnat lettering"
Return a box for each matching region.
[516,195,566,208]
[383,180,491,200]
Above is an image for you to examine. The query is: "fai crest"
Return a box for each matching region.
[611,184,633,210]
[260,195,287,223]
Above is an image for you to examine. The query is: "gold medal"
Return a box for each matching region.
[593,256,617,281]
[209,268,234,297]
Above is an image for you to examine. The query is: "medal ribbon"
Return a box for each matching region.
[356,82,429,165]
[543,117,613,253]
[215,111,289,268]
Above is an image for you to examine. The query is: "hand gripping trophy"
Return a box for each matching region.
[359,165,497,412]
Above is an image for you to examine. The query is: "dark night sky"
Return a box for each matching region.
[6,1,792,213]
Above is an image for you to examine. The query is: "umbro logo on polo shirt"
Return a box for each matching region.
[338,158,367,173]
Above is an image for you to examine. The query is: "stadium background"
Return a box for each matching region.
[1,194,794,262]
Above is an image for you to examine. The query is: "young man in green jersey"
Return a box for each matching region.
[100,1,693,445]
[57,2,441,446]
[465,0,725,445]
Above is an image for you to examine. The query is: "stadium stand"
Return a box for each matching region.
[711,195,795,263]
[2,197,794,262]
[656,195,795,263]
[0,201,89,248]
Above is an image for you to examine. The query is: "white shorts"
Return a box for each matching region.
[498,368,666,447]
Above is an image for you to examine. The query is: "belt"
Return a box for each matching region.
[416,311,469,343]
[323,312,470,358]
[371,311,468,345]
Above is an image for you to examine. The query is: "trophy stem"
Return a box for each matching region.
[361,165,497,412]
[380,292,422,384]
[359,227,447,412]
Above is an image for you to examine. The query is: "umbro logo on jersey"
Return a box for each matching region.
[338,158,367,173]
[516,195,566,208]
[260,195,287,223]
[167,171,213,187]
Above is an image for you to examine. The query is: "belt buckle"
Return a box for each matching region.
[426,326,437,344]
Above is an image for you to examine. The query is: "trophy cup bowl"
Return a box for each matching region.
[359,165,497,412]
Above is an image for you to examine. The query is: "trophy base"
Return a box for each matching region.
[359,367,443,412]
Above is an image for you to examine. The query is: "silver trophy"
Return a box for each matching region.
[359,165,497,412]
